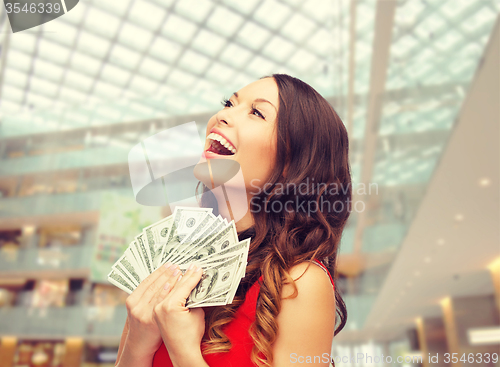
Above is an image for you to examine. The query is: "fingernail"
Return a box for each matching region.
[195,266,202,272]
[188,263,194,271]
[163,262,172,269]
[169,263,177,270]
[177,275,183,282]
[173,269,180,276]
[164,282,170,290]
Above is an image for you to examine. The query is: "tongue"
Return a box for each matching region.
[210,141,233,155]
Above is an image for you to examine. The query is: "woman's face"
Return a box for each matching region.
[202,77,279,192]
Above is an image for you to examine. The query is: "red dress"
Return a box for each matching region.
[152,259,335,367]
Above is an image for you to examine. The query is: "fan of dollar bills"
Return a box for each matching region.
[107,206,250,308]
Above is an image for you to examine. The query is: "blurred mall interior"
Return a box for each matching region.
[0,0,499,366]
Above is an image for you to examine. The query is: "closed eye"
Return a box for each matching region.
[251,105,265,119]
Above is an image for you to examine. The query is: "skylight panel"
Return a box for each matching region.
[221,0,260,15]
[128,1,165,31]
[168,69,197,89]
[101,64,131,87]
[254,0,292,30]
[6,49,32,72]
[191,29,226,57]
[2,85,24,103]
[461,6,496,34]
[59,86,88,104]
[262,36,295,63]
[148,0,176,8]
[148,37,182,63]
[281,13,316,43]
[85,7,121,39]
[413,47,434,65]
[97,105,122,121]
[29,76,59,97]
[118,23,154,52]
[246,56,276,77]
[129,75,159,94]
[205,62,236,84]
[287,49,317,73]
[10,33,37,54]
[164,93,189,113]
[439,0,473,19]
[0,100,22,114]
[236,22,271,51]
[93,81,122,99]
[26,92,54,109]
[109,44,142,70]
[206,7,244,36]
[138,57,170,80]
[306,28,334,57]
[231,73,255,88]
[70,51,101,76]
[45,22,78,47]
[38,39,71,65]
[65,111,90,126]
[3,68,28,90]
[301,0,334,24]
[175,0,213,23]
[356,40,371,62]
[61,0,87,25]
[418,13,446,36]
[64,70,94,92]
[33,59,64,82]
[434,31,462,52]
[279,0,303,7]
[178,50,211,74]
[93,0,132,18]
[392,35,418,59]
[162,14,197,44]
[77,31,111,59]
[219,43,252,69]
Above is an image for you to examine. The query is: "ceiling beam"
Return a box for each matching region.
[352,0,396,255]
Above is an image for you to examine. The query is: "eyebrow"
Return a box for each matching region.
[232,92,277,112]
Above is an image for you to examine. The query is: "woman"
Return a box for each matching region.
[115,74,351,367]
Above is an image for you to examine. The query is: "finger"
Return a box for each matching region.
[129,262,175,300]
[168,263,204,306]
[144,263,183,301]
[152,266,183,304]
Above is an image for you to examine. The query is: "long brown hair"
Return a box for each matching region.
[199,74,351,366]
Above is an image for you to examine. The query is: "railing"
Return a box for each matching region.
[0,244,94,272]
[0,147,130,176]
[0,305,127,338]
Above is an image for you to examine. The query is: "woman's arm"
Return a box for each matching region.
[272,262,336,367]
[115,317,129,366]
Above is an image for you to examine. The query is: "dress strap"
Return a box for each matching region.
[311,259,335,289]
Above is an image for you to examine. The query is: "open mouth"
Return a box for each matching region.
[206,132,236,156]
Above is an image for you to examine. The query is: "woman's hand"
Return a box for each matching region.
[122,262,183,360]
[153,263,208,367]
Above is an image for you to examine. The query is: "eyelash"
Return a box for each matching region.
[220,98,265,120]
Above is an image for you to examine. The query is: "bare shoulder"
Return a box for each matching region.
[282,261,335,304]
[272,262,336,366]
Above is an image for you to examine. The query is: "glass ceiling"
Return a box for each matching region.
[0,0,354,137]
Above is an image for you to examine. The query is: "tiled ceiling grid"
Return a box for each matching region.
[0,0,354,137]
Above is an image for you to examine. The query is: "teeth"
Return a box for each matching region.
[207,132,236,153]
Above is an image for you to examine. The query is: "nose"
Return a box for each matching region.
[215,107,233,126]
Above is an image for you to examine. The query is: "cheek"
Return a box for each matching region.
[241,135,276,184]
[205,116,217,134]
